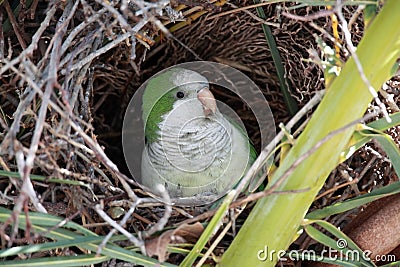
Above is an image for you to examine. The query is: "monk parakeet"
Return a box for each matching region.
[141,67,256,205]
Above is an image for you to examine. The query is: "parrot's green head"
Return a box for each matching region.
[142,68,217,143]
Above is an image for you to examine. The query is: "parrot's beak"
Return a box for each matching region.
[197,87,217,116]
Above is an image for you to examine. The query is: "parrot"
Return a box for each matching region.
[141,67,256,205]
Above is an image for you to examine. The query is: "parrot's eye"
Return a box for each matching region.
[176,91,185,99]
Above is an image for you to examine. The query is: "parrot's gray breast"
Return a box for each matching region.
[141,110,250,205]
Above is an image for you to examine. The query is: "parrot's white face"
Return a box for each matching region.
[141,68,251,205]
[160,85,215,130]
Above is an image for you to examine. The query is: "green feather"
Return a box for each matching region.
[142,68,184,143]
[227,118,257,159]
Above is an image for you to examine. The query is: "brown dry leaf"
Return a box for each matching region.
[145,222,204,262]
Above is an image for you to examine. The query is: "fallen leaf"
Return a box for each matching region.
[145,222,204,262]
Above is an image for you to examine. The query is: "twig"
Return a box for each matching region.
[0,12,4,61]
[177,188,308,226]
[150,17,202,60]
[0,76,39,153]
[141,184,172,239]
[207,2,279,27]
[28,0,40,19]
[60,17,149,73]
[348,4,365,30]
[60,9,105,56]
[315,175,358,201]
[95,203,145,250]
[0,3,58,75]
[4,60,137,204]
[96,0,133,33]
[380,84,400,112]
[96,199,143,255]
[3,0,27,49]
[233,90,326,199]
[336,1,391,123]
[282,9,335,22]
[14,1,77,216]
[309,22,345,54]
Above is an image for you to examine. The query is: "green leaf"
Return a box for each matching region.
[303,220,373,266]
[341,112,400,161]
[306,182,400,219]
[367,112,400,130]
[0,170,91,189]
[351,124,400,177]
[0,235,124,258]
[253,0,298,115]
[0,207,176,266]
[364,1,378,28]
[0,207,94,236]
[373,134,400,177]
[0,255,109,267]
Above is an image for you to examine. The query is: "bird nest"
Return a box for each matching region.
[0,0,399,265]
